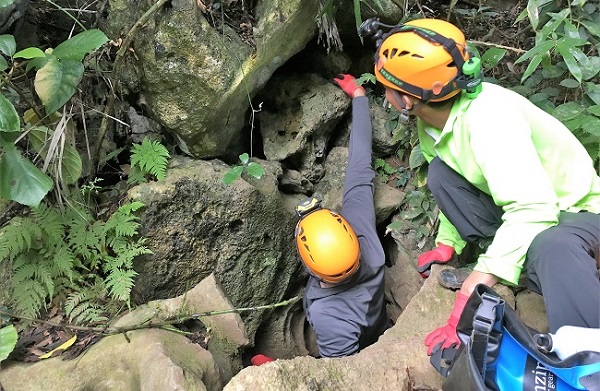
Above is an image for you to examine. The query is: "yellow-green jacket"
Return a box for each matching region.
[418,82,600,285]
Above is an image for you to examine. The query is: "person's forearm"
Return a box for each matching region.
[459,270,498,296]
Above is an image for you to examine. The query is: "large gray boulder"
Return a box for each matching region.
[128,156,303,341]
[101,0,321,158]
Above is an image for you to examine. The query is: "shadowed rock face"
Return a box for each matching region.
[101,0,321,159]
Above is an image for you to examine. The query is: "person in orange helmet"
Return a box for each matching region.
[252,74,390,364]
[361,17,600,359]
[292,74,391,358]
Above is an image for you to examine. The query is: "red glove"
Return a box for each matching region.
[425,291,469,355]
[333,74,365,98]
[251,354,275,366]
[417,243,455,278]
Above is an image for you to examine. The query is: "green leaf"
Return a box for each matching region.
[562,20,580,39]
[0,93,20,133]
[408,144,425,170]
[25,126,50,153]
[34,58,83,114]
[521,52,547,83]
[581,20,600,37]
[0,325,17,362]
[238,152,249,165]
[526,0,542,29]
[246,162,265,179]
[587,105,600,116]
[26,56,50,73]
[556,39,584,82]
[356,73,376,86]
[541,64,565,78]
[539,9,570,38]
[0,145,53,207]
[222,166,243,185]
[385,221,405,235]
[60,143,83,185]
[13,47,45,59]
[481,47,507,69]
[0,56,8,71]
[553,102,585,121]
[52,29,109,61]
[585,82,600,105]
[515,40,555,65]
[581,56,600,81]
[559,79,580,88]
[0,34,15,57]
[581,115,600,137]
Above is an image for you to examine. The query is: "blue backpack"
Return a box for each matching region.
[431,284,600,391]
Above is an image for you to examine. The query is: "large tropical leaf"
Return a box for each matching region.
[52,29,109,61]
[34,58,83,114]
[0,144,53,207]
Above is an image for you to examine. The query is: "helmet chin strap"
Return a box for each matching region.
[387,89,423,124]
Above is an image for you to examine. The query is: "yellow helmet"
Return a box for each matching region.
[374,18,470,102]
[295,208,360,284]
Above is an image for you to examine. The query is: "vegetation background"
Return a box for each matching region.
[0,0,598,374]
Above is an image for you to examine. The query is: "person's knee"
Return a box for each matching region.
[527,227,574,259]
[426,158,445,193]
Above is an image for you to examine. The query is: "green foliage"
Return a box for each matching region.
[12,29,108,114]
[0,325,17,362]
[128,137,171,185]
[0,29,108,207]
[223,153,266,185]
[0,200,151,323]
[512,0,600,164]
[373,158,396,181]
[386,189,438,241]
[356,72,377,87]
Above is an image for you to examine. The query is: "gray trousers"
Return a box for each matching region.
[427,157,600,332]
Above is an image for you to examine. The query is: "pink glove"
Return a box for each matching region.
[417,243,455,278]
[251,354,275,366]
[333,74,365,98]
[425,291,469,355]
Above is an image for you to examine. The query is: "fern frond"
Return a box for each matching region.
[0,217,43,261]
[127,165,147,185]
[68,220,105,262]
[52,246,76,281]
[12,279,47,318]
[34,263,55,299]
[105,268,137,304]
[130,138,170,181]
[104,203,144,237]
[31,203,65,242]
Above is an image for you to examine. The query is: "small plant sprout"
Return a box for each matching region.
[223,153,266,185]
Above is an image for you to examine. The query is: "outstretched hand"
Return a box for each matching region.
[333,74,366,98]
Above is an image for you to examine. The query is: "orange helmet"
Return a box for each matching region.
[295,208,360,283]
[374,19,470,102]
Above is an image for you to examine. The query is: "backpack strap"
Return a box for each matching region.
[471,293,504,382]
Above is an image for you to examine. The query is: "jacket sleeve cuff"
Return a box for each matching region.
[473,258,521,286]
